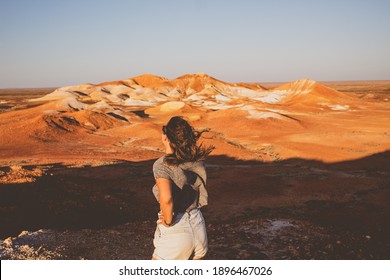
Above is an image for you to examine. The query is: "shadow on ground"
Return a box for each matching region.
[0,152,389,259]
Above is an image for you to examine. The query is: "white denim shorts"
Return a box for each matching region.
[153,208,208,260]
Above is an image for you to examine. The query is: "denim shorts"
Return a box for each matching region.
[153,208,208,260]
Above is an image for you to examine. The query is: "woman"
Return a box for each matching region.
[152,116,214,260]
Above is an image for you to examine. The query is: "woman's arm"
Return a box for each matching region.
[156,178,173,226]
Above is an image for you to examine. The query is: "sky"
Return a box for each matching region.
[1,0,390,88]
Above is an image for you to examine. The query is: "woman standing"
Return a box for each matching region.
[152,116,214,260]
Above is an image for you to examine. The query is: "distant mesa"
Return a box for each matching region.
[30,74,354,111]
[274,78,354,106]
[20,73,360,140]
[275,78,317,93]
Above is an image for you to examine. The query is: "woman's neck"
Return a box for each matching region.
[165,145,174,155]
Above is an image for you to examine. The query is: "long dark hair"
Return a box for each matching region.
[162,116,214,165]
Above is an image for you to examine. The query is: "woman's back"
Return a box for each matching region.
[152,156,208,213]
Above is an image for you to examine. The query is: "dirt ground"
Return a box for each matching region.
[0,155,389,259]
[0,79,389,259]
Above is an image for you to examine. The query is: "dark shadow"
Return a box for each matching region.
[0,160,158,238]
[132,110,149,118]
[107,112,129,122]
[0,151,389,258]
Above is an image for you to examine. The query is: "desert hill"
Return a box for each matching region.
[31,74,357,110]
[0,73,389,165]
[275,79,356,109]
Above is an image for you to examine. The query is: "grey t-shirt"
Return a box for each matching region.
[152,156,208,213]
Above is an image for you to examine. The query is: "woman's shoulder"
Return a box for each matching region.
[153,156,171,179]
[153,156,167,169]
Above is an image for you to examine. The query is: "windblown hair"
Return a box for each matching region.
[163,116,214,165]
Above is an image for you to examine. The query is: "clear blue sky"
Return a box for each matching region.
[1,0,389,88]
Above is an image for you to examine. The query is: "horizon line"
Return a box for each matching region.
[1,75,390,90]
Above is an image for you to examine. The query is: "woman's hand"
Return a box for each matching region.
[157,212,172,227]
